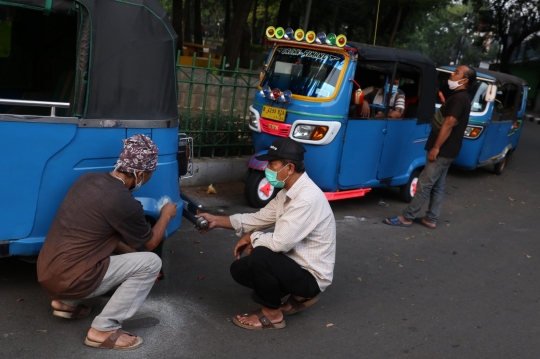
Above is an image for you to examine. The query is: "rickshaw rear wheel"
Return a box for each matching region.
[493,158,507,175]
[245,170,278,208]
[399,169,421,203]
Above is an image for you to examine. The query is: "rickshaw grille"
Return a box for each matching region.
[260,118,291,138]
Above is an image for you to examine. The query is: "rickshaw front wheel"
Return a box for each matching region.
[399,169,421,203]
[245,170,278,208]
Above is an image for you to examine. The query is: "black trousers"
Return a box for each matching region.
[230,246,321,309]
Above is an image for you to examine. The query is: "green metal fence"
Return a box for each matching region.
[176,52,260,158]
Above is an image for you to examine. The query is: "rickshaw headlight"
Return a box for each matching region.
[464,125,483,139]
[293,125,329,140]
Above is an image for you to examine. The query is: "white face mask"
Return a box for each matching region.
[448,78,466,90]
[130,172,144,192]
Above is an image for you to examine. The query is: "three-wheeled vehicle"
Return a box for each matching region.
[244,27,437,207]
[0,0,191,258]
[436,66,528,175]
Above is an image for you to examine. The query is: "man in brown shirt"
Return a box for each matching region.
[37,134,177,350]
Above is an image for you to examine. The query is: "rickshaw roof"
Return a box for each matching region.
[1,0,178,121]
[346,42,436,68]
[440,65,527,88]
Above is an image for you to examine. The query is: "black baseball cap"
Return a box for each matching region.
[255,138,306,161]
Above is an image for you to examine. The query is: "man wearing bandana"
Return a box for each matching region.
[197,138,336,330]
[37,134,177,350]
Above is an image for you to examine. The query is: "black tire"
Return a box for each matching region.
[493,157,507,175]
[244,170,278,208]
[399,169,421,203]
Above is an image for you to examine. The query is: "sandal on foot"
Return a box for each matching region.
[413,217,436,229]
[52,304,91,319]
[383,217,412,227]
[232,309,286,330]
[84,329,143,350]
[282,295,319,316]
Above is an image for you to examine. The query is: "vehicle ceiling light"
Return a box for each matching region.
[327,33,337,45]
[294,29,304,41]
[284,28,294,40]
[336,34,347,47]
[279,90,292,103]
[261,85,272,98]
[266,26,276,38]
[316,32,326,44]
[306,31,316,43]
[275,27,285,39]
[271,88,281,101]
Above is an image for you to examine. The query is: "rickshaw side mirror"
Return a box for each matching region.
[485,84,497,102]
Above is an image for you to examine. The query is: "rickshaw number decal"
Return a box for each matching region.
[262,106,287,122]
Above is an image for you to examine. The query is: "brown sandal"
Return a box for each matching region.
[281,295,319,316]
[84,329,143,350]
[52,304,91,319]
[232,309,286,330]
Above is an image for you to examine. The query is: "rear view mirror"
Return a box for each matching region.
[485,84,497,102]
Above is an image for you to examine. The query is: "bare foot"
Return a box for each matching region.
[421,218,436,228]
[51,300,77,311]
[397,215,412,225]
[236,307,283,327]
[86,328,140,348]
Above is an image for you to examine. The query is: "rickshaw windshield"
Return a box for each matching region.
[261,46,345,98]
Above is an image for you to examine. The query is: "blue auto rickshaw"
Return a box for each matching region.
[244,27,437,207]
[0,0,190,257]
[437,66,527,175]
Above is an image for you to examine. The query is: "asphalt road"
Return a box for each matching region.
[2,121,540,359]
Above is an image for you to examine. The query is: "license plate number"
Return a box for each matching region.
[262,106,286,122]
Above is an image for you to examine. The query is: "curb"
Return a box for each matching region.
[526,115,540,124]
[180,156,251,187]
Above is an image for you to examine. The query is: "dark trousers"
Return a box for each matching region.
[230,246,321,309]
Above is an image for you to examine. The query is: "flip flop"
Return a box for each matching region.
[282,295,319,316]
[84,329,143,350]
[232,309,286,330]
[413,217,436,229]
[383,217,412,227]
[52,304,91,319]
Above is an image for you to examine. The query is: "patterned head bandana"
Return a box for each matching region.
[114,134,158,173]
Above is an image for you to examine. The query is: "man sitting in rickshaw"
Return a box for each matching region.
[360,73,406,118]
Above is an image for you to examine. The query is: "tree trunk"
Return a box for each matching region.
[193,0,203,44]
[251,0,258,44]
[388,5,403,47]
[172,0,183,52]
[275,0,291,28]
[184,0,192,43]
[223,0,255,69]
[259,0,269,44]
[224,0,231,40]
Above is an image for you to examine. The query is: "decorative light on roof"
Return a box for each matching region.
[265,26,347,47]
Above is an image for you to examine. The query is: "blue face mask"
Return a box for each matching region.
[264,164,290,188]
[130,172,144,192]
[385,84,399,94]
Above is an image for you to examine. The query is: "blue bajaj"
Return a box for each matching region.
[245,28,437,207]
[0,0,187,257]
[437,66,528,175]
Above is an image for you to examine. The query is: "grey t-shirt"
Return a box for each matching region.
[37,172,153,299]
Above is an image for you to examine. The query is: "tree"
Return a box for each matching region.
[222,0,256,68]
[172,0,183,51]
[471,0,540,73]
[184,0,192,42]
[194,0,203,44]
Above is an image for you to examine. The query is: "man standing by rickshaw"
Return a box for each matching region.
[384,65,476,228]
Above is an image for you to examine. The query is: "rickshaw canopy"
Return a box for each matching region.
[0,0,178,120]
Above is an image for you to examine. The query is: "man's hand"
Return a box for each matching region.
[428,147,439,162]
[233,233,253,259]
[161,202,177,220]
[360,101,370,118]
[195,213,223,234]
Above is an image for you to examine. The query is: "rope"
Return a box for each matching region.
[373,0,380,45]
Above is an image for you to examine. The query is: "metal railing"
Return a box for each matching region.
[0,99,70,117]
[177,52,260,158]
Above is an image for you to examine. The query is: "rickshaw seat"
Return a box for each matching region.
[403,96,419,118]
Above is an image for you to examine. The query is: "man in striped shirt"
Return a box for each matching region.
[360,73,406,119]
[197,138,336,330]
